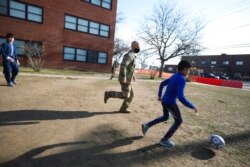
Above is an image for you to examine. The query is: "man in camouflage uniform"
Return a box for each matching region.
[104,41,140,113]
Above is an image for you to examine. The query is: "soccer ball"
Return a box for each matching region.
[209,134,225,149]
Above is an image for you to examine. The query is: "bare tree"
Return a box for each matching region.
[139,1,204,78]
[137,50,151,70]
[24,41,45,72]
[113,38,130,63]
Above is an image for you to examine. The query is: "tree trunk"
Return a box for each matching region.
[158,61,165,78]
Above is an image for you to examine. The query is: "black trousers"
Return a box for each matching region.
[3,61,19,84]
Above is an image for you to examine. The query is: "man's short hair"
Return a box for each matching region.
[6,33,14,38]
[178,60,191,71]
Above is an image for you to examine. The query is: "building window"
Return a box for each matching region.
[10,0,25,19]
[168,67,173,71]
[64,15,110,38]
[78,18,88,32]
[201,61,206,65]
[102,0,111,9]
[0,0,43,23]
[76,49,87,62]
[223,61,229,65]
[87,50,98,63]
[100,24,109,37]
[0,0,8,15]
[14,39,25,55]
[27,5,43,22]
[98,52,107,64]
[236,61,243,65]
[63,46,107,64]
[65,15,77,30]
[211,61,216,65]
[89,22,99,35]
[64,47,75,60]
[83,0,112,10]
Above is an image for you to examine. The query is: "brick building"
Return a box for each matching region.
[164,54,250,80]
[0,0,117,72]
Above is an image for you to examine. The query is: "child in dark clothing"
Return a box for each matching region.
[142,60,198,147]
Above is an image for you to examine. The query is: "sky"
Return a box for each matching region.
[116,0,250,65]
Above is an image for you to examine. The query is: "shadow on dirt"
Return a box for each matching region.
[1,124,249,167]
[0,110,120,126]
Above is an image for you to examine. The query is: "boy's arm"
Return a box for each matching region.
[158,79,169,99]
[1,43,8,59]
[177,78,195,109]
[1,43,14,62]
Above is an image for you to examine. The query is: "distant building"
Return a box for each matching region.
[0,0,117,72]
[164,54,250,80]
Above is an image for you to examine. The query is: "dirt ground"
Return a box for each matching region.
[0,74,249,167]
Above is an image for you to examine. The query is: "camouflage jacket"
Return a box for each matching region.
[118,50,136,84]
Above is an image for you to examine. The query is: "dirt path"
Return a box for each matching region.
[0,74,249,167]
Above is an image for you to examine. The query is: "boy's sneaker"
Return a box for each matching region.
[7,82,14,87]
[142,124,149,135]
[160,139,176,148]
[12,81,18,85]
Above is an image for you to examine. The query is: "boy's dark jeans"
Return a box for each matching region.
[147,102,183,141]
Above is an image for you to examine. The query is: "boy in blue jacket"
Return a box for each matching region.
[142,60,198,147]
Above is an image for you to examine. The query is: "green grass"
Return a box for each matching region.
[0,65,108,76]
[0,66,168,81]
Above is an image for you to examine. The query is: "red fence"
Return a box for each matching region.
[192,76,243,89]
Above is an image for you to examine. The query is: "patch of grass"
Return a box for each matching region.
[135,74,165,81]
[0,65,108,76]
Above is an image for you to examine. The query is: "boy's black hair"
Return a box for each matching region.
[178,60,191,71]
[6,33,14,38]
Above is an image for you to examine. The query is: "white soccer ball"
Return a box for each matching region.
[209,134,225,149]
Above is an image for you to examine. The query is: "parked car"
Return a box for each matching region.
[219,74,229,80]
[200,73,220,79]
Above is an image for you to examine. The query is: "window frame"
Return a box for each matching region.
[223,60,229,65]
[63,46,108,64]
[82,0,112,10]
[64,14,110,38]
[211,60,217,65]
[236,61,243,65]
[0,0,43,23]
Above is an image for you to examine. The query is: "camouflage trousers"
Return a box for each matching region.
[106,83,134,111]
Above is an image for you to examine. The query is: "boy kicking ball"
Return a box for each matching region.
[142,60,198,148]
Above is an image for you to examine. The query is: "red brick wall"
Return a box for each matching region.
[0,0,117,72]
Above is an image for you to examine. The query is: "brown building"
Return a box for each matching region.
[0,0,117,72]
[164,54,250,80]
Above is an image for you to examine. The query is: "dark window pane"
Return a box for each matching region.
[0,0,7,14]
[88,50,98,63]
[0,6,7,15]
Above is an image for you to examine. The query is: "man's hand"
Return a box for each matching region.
[120,80,127,84]
[17,60,20,66]
[133,75,136,82]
